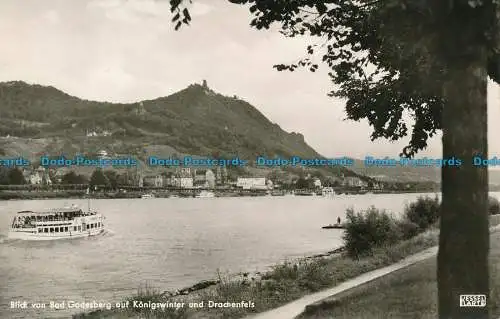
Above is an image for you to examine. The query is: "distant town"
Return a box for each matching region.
[0,150,441,200]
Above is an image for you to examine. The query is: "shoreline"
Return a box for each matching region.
[157,246,347,300]
[0,190,439,201]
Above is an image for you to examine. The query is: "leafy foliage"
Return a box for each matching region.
[89,169,109,187]
[343,206,402,258]
[489,196,500,215]
[403,195,441,231]
[6,168,25,185]
[61,171,87,184]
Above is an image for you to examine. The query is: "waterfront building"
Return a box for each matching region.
[205,169,216,188]
[171,176,193,188]
[313,178,322,188]
[266,179,274,190]
[193,170,206,187]
[29,172,42,185]
[179,167,191,178]
[343,176,368,188]
[236,177,267,190]
[180,177,193,188]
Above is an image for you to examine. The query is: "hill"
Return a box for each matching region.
[0,80,353,178]
[349,159,441,183]
[348,159,500,186]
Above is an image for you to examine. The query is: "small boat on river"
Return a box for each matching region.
[196,190,215,198]
[321,224,346,229]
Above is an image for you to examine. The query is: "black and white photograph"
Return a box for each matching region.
[1,1,500,318]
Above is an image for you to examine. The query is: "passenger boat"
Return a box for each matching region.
[141,193,155,199]
[321,224,345,229]
[8,205,105,240]
[196,190,215,198]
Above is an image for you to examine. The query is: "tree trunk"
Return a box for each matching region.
[438,46,490,318]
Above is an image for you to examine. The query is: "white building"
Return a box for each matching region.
[236,177,267,190]
[179,167,191,177]
[28,167,51,185]
[180,177,193,188]
[97,150,109,159]
[205,169,216,188]
[171,177,193,188]
[154,175,163,187]
[29,173,42,185]
[266,179,274,189]
[343,176,368,188]
[313,178,322,188]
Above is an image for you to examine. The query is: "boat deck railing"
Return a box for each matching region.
[12,210,100,228]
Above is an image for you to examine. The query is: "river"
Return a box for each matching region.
[1,193,495,318]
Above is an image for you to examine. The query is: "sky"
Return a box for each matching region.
[0,0,499,159]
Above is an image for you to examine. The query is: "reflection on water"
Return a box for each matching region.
[0,193,493,318]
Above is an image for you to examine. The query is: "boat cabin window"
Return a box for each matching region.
[38,228,42,233]
[74,226,77,231]
[86,224,89,229]
[44,228,48,233]
[55,227,59,233]
[50,227,54,233]
[64,227,68,232]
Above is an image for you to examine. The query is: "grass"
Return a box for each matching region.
[298,215,500,319]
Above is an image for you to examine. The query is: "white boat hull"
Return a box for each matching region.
[196,191,215,198]
[8,228,105,241]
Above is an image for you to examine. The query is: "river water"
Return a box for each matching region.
[1,193,495,318]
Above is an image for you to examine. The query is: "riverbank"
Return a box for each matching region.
[0,189,437,200]
[297,227,500,319]
[74,215,500,319]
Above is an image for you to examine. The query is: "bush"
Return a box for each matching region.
[404,196,440,231]
[396,219,421,240]
[343,206,402,258]
[489,196,500,215]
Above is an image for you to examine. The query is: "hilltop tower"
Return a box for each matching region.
[136,102,146,115]
[202,79,208,88]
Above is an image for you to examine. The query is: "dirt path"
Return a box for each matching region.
[247,247,438,319]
